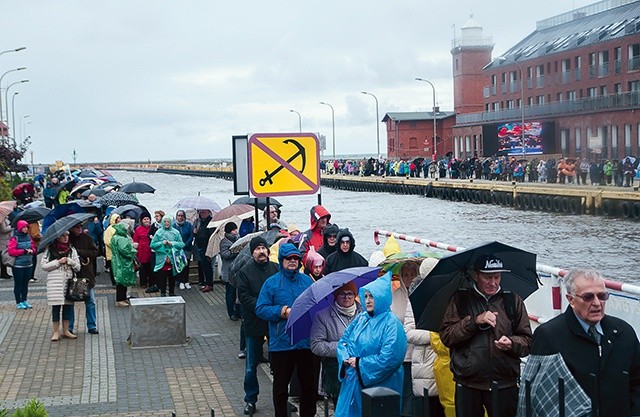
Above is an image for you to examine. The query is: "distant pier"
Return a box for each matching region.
[98,163,640,220]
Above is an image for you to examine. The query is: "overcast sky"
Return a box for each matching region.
[3,0,592,164]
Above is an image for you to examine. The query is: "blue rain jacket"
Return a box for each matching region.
[335,272,407,416]
[255,243,314,352]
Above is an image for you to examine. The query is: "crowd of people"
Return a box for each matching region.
[3,169,640,417]
[322,155,640,187]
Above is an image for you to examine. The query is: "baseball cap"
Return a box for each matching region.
[473,254,510,273]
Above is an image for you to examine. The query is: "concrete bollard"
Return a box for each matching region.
[362,386,400,417]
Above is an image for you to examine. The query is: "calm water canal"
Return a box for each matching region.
[113,170,640,283]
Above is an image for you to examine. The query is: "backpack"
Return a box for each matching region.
[455,288,518,330]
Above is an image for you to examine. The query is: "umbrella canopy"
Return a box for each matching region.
[70,183,93,196]
[97,191,139,207]
[12,183,35,199]
[232,196,282,210]
[11,206,51,227]
[111,204,145,220]
[409,241,539,332]
[174,195,221,212]
[81,188,108,198]
[209,204,254,228]
[95,181,121,192]
[38,213,94,253]
[120,181,156,194]
[229,231,263,252]
[0,201,16,223]
[42,202,87,234]
[286,266,382,344]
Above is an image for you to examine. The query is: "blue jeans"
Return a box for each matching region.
[13,266,32,304]
[244,336,263,404]
[69,288,96,332]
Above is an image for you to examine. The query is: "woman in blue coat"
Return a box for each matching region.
[336,271,407,416]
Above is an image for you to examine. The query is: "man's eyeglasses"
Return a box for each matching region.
[284,255,300,261]
[337,292,355,298]
[571,292,610,302]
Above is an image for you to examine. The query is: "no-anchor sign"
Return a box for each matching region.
[248,133,321,197]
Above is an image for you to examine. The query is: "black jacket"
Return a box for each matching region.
[236,259,279,337]
[324,229,367,274]
[531,306,640,417]
[69,232,99,288]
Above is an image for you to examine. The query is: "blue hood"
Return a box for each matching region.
[278,243,301,267]
[359,271,392,316]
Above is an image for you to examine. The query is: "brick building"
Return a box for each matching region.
[382,111,456,160]
[452,0,640,161]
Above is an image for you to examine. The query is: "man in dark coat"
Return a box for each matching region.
[236,236,278,415]
[323,228,367,274]
[68,222,100,335]
[531,268,640,417]
[193,209,214,292]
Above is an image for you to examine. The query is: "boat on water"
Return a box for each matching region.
[373,229,640,337]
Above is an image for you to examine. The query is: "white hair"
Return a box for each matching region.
[564,268,604,294]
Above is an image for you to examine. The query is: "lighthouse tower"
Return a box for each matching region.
[451,15,494,115]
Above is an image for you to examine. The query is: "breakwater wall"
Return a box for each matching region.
[101,164,640,220]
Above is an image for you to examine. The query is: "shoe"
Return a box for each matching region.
[16,302,27,309]
[230,315,239,321]
[115,301,129,307]
[88,328,99,335]
[243,402,255,415]
[1,274,12,279]
[201,285,212,293]
[23,301,32,309]
[179,282,185,290]
[238,350,246,359]
[184,283,191,289]
[29,278,37,282]
[145,285,160,293]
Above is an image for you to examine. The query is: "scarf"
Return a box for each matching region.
[49,239,71,260]
[333,301,357,318]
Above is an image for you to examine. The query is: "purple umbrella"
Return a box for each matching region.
[286,266,382,345]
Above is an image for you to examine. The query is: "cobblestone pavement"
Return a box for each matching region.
[0,261,280,417]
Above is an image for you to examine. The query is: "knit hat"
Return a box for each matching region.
[140,212,151,221]
[224,222,237,234]
[249,236,269,254]
[333,281,357,298]
[16,220,28,230]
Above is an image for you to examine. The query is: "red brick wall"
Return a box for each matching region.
[452,47,493,114]
[385,116,457,159]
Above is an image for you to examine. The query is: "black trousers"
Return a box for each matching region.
[454,383,518,417]
[270,349,317,417]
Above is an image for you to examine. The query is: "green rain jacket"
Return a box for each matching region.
[111,223,137,286]
[150,215,185,275]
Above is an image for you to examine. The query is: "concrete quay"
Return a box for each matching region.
[0,262,278,417]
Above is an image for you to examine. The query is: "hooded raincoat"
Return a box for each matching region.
[324,229,368,274]
[111,223,137,286]
[335,272,407,416]
[299,205,331,255]
[103,213,121,261]
[150,215,185,274]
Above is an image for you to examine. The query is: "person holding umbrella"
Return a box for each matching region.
[41,230,81,341]
[7,220,36,309]
[68,222,100,335]
[440,254,532,417]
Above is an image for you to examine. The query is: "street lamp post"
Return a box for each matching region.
[415,78,438,159]
[5,80,28,129]
[289,109,302,132]
[0,47,26,58]
[499,57,526,158]
[361,91,380,157]
[21,115,30,142]
[0,67,26,125]
[11,92,18,143]
[319,102,335,160]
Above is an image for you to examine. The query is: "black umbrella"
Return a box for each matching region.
[81,188,108,198]
[98,191,139,207]
[111,204,145,220]
[409,241,538,332]
[11,206,51,227]
[232,196,282,210]
[119,181,155,194]
[38,213,94,253]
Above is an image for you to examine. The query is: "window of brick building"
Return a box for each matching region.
[587,87,597,97]
[600,85,607,96]
[576,128,582,154]
[588,53,596,78]
[598,51,609,77]
[625,124,632,155]
[568,90,576,101]
[575,56,582,80]
[614,83,622,94]
[614,47,622,74]
[557,92,563,101]
[629,44,640,71]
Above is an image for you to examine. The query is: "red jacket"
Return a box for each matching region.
[133,225,152,263]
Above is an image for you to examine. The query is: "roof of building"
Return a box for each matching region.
[382,111,456,122]
[488,0,640,68]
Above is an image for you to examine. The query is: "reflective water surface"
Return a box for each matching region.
[114,170,640,283]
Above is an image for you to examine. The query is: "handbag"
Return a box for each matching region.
[66,273,90,302]
[171,248,187,274]
[1,248,14,267]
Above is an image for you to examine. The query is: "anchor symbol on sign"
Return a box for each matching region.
[259,139,307,186]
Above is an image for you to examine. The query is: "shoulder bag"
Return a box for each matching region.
[66,272,90,302]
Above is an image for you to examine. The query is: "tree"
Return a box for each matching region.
[0,139,30,177]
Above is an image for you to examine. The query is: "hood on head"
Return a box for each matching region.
[161,215,174,229]
[358,271,392,316]
[109,213,121,225]
[310,205,331,230]
[278,243,301,266]
[304,247,325,272]
[113,222,128,236]
[336,228,355,253]
[322,223,340,247]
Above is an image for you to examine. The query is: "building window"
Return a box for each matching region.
[507,100,515,109]
[465,136,471,157]
[587,87,597,98]
[510,71,518,93]
[630,80,640,92]
[625,124,632,155]
[568,90,577,101]
[575,56,582,80]
[536,95,545,105]
[600,85,607,96]
[557,92,563,101]
[576,127,582,154]
[527,67,533,88]
[629,44,640,71]
[614,83,622,94]
[588,52,596,78]
[493,102,500,111]
[598,50,609,77]
[614,47,622,74]
[536,65,544,88]
[561,129,569,153]
[611,125,618,158]
[562,58,571,83]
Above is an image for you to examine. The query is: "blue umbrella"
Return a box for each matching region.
[286,266,382,345]
[41,202,87,234]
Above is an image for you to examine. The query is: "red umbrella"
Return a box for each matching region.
[12,183,35,199]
